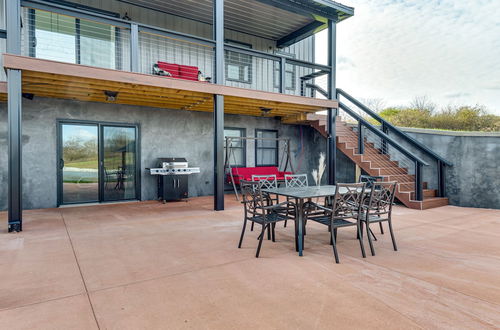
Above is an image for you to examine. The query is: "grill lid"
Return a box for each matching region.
[158,157,188,169]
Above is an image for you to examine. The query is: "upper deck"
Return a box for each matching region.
[1,0,353,96]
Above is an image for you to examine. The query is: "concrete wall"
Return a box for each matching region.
[397,128,500,209]
[0,97,354,210]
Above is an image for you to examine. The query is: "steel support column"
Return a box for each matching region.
[279,57,286,94]
[7,0,23,232]
[130,23,139,72]
[326,19,337,185]
[213,0,225,211]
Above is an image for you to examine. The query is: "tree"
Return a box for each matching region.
[410,95,436,113]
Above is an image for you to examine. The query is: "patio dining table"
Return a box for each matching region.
[263,185,366,257]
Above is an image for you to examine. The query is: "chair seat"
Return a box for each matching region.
[249,212,289,224]
[360,214,389,222]
[307,215,355,227]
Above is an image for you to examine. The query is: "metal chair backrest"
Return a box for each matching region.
[366,181,397,216]
[240,180,266,217]
[359,175,384,188]
[251,174,278,189]
[285,174,308,188]
[331,183,366,220]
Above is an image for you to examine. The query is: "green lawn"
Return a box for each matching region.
[66,159,99,169]
[66,156,126,169]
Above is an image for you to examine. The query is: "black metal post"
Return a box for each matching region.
[415,162,423,201]
[358,122,364,154]
[7,0,23,232]
[28,8,36,58]
[437,160,445,198]
[381,122,388,154]
[213,0,225,211]
[326,19,337,185]
[280,57,286,94]
[130,23,139,72]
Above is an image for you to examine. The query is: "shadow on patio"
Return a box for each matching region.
[1,197,499,329]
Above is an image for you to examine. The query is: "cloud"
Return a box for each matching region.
[444,92,471,98]
[322,0,500,114]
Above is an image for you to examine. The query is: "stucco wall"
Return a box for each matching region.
[398,128,500,209]
[0,97,354,210]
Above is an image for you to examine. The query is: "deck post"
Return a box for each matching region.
[326,19,337,185]
[6,0,23,232]
[213,0,225,211]
[130,23,139,72]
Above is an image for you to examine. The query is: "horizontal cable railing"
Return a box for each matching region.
[337,89,454,200]
[337,89,453,167]
[18,0,331,99]
[139,30,214,81]
[21,7,131,71]
[338,100,429,201]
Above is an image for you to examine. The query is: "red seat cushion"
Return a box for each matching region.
[157,62,181,78]
[228,167,292,185]
[179,65,199,81]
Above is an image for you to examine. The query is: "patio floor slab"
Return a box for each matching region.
[1,197,499,329]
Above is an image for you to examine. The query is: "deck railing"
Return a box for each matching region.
[336,89,453,200]
[19,0,330,98]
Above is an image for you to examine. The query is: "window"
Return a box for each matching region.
[274,51,296,91]
[255,129,278,166]
[225,40,252,84]
[224,128,246,167]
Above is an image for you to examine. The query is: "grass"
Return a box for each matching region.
[66,159,98,169]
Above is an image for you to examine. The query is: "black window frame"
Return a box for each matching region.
[255,129,279,167]
[225,39,253,84]
[224,127,247,167]
[274,51,296,91]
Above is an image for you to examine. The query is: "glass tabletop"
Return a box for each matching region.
[263,185,370,199]
[263,185,339,199]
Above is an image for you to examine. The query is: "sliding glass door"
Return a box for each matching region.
[101,125,137,201]
[60,123,99,204]
[58,122,139,205]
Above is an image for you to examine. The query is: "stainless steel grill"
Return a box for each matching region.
[147,158,200,202]
[148,158,201,175]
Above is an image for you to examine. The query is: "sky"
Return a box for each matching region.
[315,0,500,114]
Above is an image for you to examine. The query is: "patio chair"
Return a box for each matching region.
[238,180,296,258]
[305,183,367,263]
[250,174,279,231]
[359,175,385,235]
[362,181,398,256]
[284,174,308,228]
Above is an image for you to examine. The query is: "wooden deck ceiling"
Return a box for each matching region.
[2,54,337,118]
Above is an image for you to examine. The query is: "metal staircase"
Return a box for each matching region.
[283,89,452,210]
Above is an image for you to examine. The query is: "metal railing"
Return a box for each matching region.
[19,0,330,98]
[336,89,453,200]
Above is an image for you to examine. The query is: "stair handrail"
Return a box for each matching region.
[336,88,453,166]
[339,101,429,201]
[338,102,429,166]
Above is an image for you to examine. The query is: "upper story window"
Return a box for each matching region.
[225,40,252,84]
[255,129,278,167]
[224,127,246,167]
[274,51,296,91]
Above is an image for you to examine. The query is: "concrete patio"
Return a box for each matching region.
[1,197,499,329]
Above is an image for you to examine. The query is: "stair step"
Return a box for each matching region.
[383,174,415,182]
[376,168,408,175]
[411,189,437,199]
[420,197,449,210]
[398,182,428,191]
[297,116,449,210]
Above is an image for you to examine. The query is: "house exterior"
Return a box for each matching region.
[0,0,355,231]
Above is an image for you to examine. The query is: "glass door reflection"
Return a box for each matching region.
[101,126,137,201]
[61,124,99,204]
